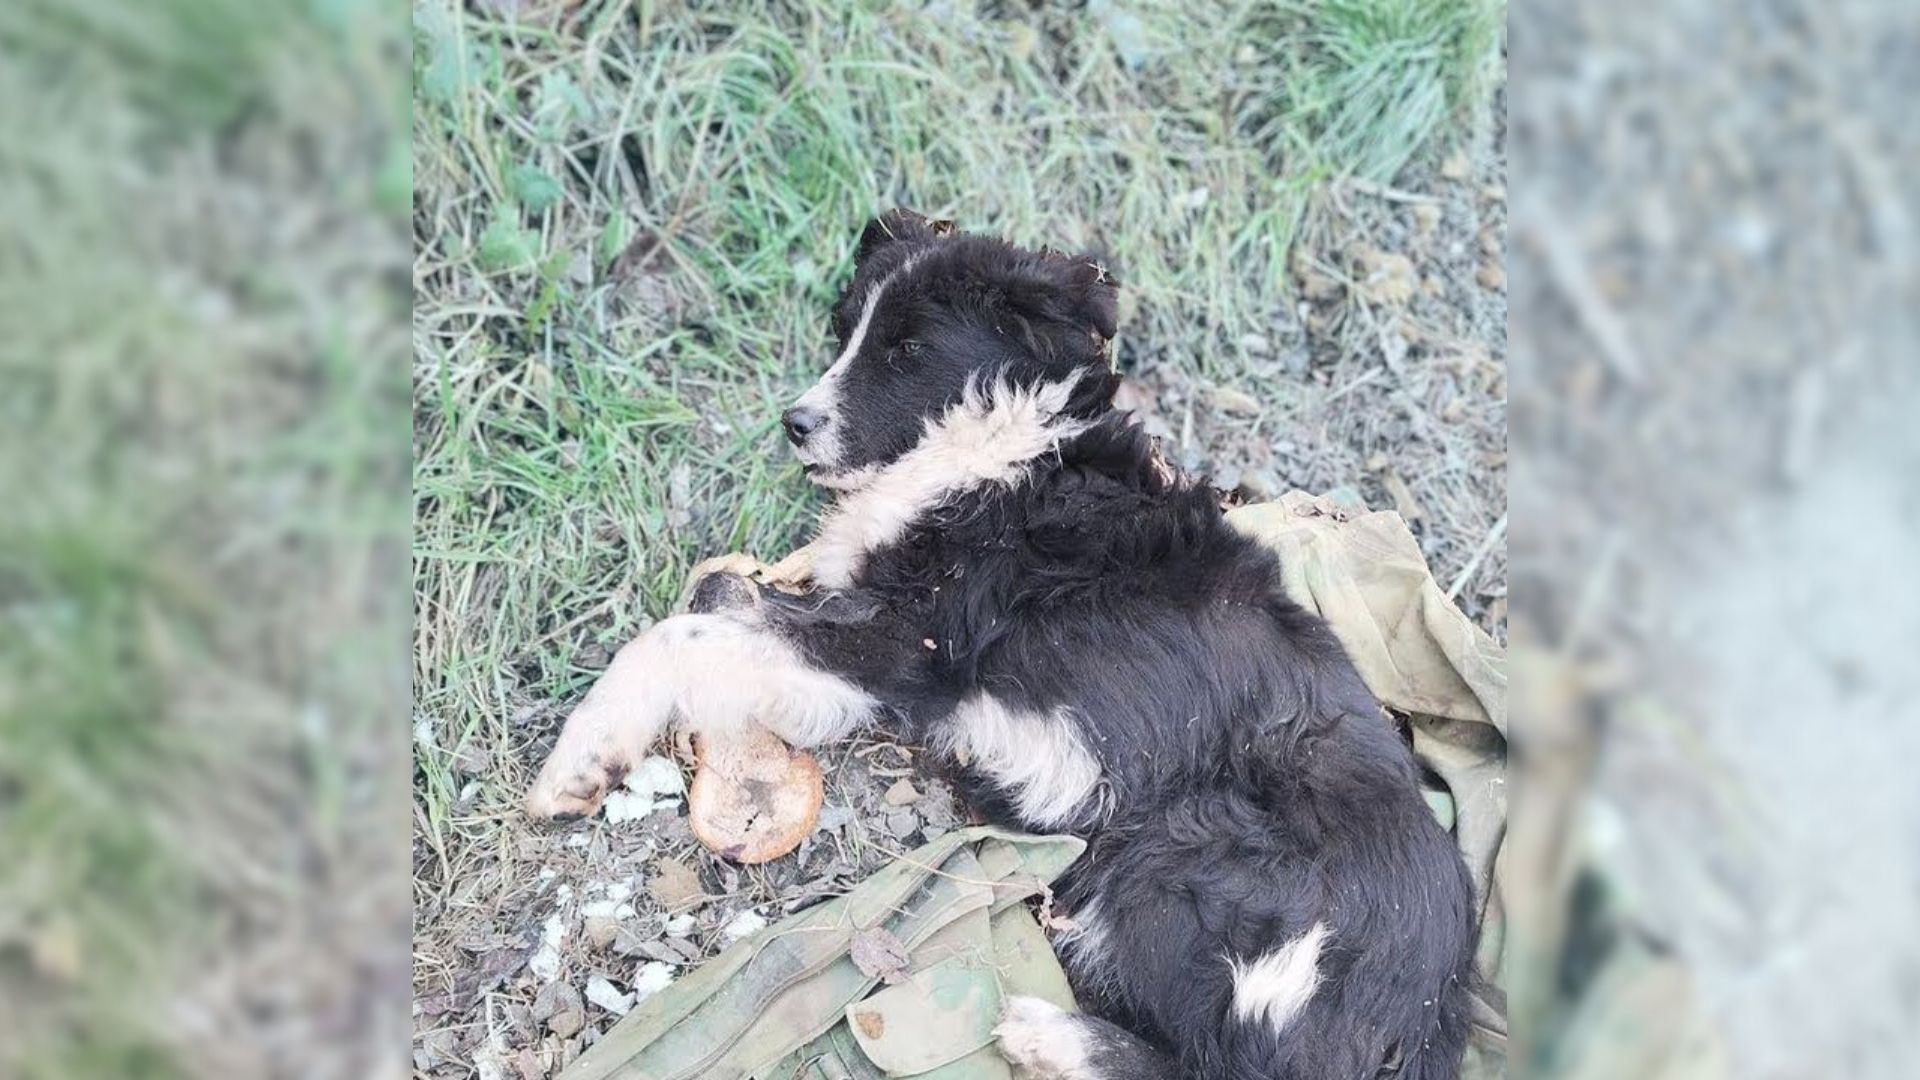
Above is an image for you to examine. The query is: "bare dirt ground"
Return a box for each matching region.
[1127,109,1509,638]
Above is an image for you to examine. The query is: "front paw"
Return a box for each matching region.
[680,554,771,612]
[524,750,630,821]
[685,570,761,615]
[994,996,1091,1079]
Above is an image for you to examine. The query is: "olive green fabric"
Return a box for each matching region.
[559,829,1082,1080]
[568,490,1513,1079]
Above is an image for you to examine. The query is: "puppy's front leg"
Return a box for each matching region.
[525,575,920,820]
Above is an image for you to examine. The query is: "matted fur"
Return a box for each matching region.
[807,376,1088,590]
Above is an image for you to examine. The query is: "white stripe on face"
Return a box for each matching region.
[790,259,917,472]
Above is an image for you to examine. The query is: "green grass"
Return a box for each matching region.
[1243,0,1504,182]
[410,0,1500,871]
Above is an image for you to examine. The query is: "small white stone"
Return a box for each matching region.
[602,790,657,824]
[529,914,567,980]
[721,909,768,942]
[632,961,676,1002]
[627,756,686,796]
[585,974,635,1016]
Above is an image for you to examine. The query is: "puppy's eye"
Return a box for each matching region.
[900,340,924,356]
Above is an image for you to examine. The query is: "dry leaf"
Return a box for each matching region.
[850,926,911,986]
[647,857,706,909]
[611,227,665,283]
[534,981,585,1038]
[1384,472,1426,522]
[1210,385,1262,416]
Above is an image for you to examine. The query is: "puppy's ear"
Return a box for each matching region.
[1041,249,1120,340]
[855,208,953,265]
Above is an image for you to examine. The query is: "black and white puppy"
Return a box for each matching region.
[528,210,1478,1080]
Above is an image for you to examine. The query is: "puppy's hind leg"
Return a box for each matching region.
[995,996,1179,1080]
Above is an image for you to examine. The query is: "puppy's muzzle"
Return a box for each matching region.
[782,405,828,446]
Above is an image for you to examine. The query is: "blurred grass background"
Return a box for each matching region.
[0,1,409,1077]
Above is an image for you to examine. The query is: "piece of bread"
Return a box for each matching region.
[686,727,824,864]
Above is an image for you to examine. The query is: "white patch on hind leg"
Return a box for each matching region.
[1229,922,1329,1034]
[938,694,1105,828]
[995,996,1096,1080]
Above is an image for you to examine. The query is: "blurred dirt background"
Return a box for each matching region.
[1509,1,1920,1077]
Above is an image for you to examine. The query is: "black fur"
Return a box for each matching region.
[753,213,1477,1079]
[793,207,1118,483]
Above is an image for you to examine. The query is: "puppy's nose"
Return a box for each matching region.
[782,406,827,445]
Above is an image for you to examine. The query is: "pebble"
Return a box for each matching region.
[535,982,585,1038]
[583,916,619,950]
[721,909,768,941]
[1240,469,1283,499]
[585,974,634,1016]
[886,808,921,839]
[632,961,676,1002]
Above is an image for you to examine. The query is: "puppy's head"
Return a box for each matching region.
[783,209,1120,488]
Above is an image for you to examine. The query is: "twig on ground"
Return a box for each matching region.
[1446,511,1507,601]
[1345,177,1442,205]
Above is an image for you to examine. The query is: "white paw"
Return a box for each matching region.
[994,996,1091,1079]
[524,736,629,821]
